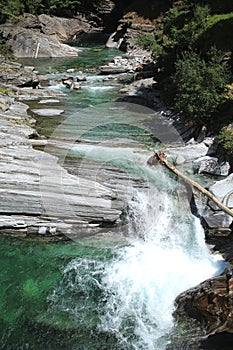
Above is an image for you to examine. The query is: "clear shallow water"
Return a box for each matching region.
[1,44,226,349]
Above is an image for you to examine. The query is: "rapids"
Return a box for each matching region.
[0,42,226,350]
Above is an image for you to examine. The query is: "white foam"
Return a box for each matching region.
[99,172,225,349]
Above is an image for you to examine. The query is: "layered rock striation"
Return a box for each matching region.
[0,61,132,239]
[0,13,96,58]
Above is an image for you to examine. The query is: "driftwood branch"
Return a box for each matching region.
[148,150,233,218]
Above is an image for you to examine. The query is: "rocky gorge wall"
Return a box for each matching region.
[0,13,97,58]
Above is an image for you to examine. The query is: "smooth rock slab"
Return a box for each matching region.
[0,92,127,239]
[31,108,64,116]
[202,174,233,229]
[167,142,208,162]
[209,174,233,208]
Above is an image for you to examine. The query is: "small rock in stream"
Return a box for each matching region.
[38,99,60,104]
[31,108,64,116]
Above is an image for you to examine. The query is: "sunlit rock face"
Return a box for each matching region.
[0,14,93,58]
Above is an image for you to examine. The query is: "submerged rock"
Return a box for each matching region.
[31,108,64,116]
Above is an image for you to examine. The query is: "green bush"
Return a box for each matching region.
[137,33,164,58]
[172,48,229,124]
[0,0,104,19]
[219,127,233,154]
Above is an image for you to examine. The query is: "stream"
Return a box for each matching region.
[0,42,226,349]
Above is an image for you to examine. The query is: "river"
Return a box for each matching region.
[0,42,226,349]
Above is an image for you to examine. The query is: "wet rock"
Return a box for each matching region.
[0,91,129,239]
[99,65,130,74]
[174,272,233,336]
[62,76,74,88]
[76,76,87,82]
[194,156,230,176]
[209,174,233,208]
[118,77,161,109]
[31,109,64,116]
[174,155,186,165]
[203,210,232,230]
[73,84,81,90]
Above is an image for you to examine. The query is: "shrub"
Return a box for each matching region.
[172,48,229,124]
[219,127,233,154]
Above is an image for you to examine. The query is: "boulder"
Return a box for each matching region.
[38,14,91,41]
[8,28,80,58]
[194,156,230,176]
[202,174,233,230]
[209,174,233,208]
[167,142,209,163]
[0,14,94,58]
[76,76,87,82]
[203,209,232,230]
[62,76,74,88]
[174,271,233,336]
[0,60,39,88]
[105,26,125,49]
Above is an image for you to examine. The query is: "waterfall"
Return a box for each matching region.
[97,165,224,350]
[50,157,225,350]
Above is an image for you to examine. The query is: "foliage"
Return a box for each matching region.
[219,127,233,154]
[173,48,229,124]
[162,4,210,50]
[0,0,104,19]
[143,1,233,131]
[137,34,164,57]
[0,86,9,95]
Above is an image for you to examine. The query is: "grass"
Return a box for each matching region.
[196,14,233,51]
[0,86,9,95]
[206,12,233,27]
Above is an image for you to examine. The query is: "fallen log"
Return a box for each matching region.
[148,150,233,218]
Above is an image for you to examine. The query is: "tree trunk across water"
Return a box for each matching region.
[148,150,233,219]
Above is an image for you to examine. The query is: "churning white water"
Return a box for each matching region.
[97,165,225,350]
[57,157,225,350]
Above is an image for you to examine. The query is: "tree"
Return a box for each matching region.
[172,48,228,124]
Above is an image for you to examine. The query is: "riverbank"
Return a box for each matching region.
[0,61,129,240]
